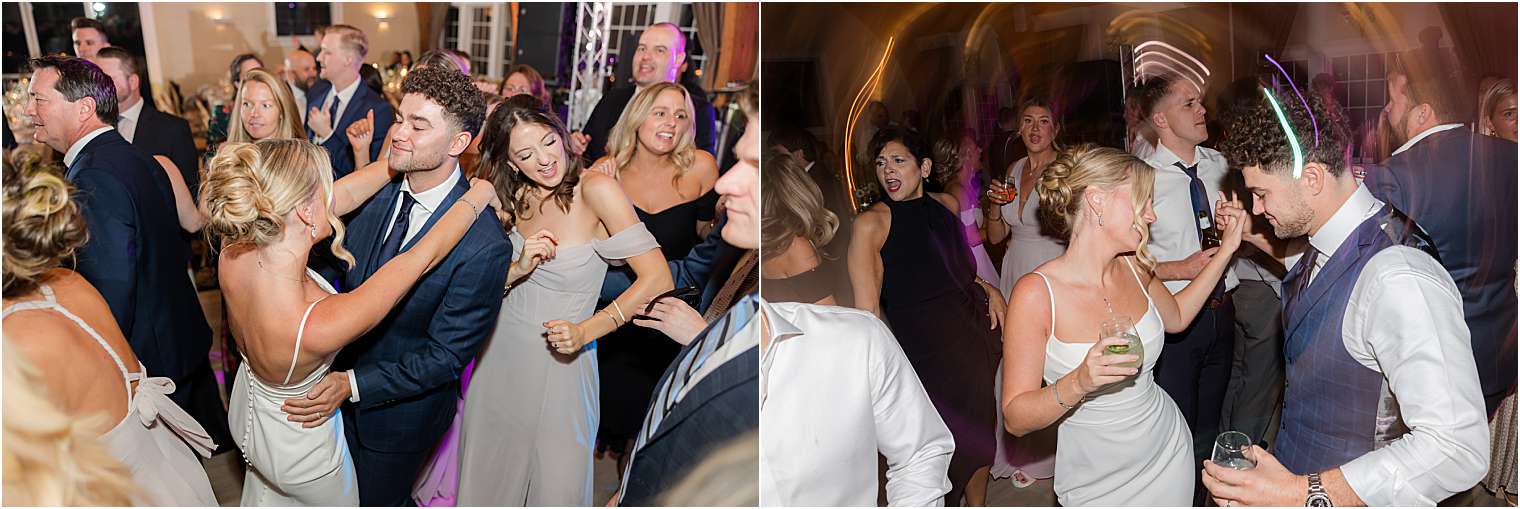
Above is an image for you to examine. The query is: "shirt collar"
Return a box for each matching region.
[1148,142,1202,170]
[333,78,362,111]
[118,99,144,123]
[1308,184,1383,260]
[64,126,115,168]
[1391,123,1464,156]
[399,164,462,216]
[759,300,805,354]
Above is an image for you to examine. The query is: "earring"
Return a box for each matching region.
[310,225,317,239]
[1097,211,1105,227]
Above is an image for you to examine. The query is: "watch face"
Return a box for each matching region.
[1307,493,1333,507]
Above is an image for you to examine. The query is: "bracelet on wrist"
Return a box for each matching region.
[1052,378,1077,410]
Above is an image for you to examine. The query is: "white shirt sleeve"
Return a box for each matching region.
[1338,247,1490,506]
[868,318,954,506]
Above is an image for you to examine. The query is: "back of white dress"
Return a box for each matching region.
[3,284,218,506]
[1033,260,1195,506]
[229,269,359,506]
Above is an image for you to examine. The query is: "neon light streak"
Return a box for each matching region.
[1262,88,1304,179]
[843,36,895,212]
[1135,61,1203,94]
[1134,41,1211,76]
[1263,53,1319,148]
[1134,50,1209,91]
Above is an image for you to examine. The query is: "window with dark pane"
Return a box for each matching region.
[275,3,332,37]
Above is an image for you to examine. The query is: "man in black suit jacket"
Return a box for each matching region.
[306,24,395,180]
[1363,51,1518,416]
[617,105,762,505]
[92,47,200,201]
[281,65,508,506]
[573,22,717,163]
[25,56,229,445]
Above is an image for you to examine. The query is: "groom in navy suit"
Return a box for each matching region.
[282,65,509,506]
[25,56,231,449]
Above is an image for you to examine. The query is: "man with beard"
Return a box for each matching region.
[572,22,716,162]
[284,48,321,122]
[1202,84,1488,508]
[1362,51,1517,417]
[280,65,510,506]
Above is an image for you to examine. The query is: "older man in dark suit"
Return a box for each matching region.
[281,65,509,506]
[1363,50,1518,416]
[24,56,227,445]
[572,22,717,162]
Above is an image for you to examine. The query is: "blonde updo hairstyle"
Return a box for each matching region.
[1037,143,1156,272]
[3,153,88,299]
[761,146,838,256]
[200,139,355,268]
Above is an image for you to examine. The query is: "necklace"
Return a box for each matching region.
[256,256,308,284]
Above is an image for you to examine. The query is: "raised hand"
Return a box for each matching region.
[346,109,374,150]
[986,180,1016,205]
[544,319,588,355]
[512,229,558,277]
[568,131,591,157]
[308,95,336,139]
[1074,336,1141,394]
[1215,191,1249,255]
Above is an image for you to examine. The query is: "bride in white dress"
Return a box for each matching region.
[999,144,1244,506]
[201,140,497,505]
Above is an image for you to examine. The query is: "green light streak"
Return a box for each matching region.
[1262,88,1304,179]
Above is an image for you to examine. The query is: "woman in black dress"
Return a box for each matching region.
[847,126,1005,506]
[588,82,720,472]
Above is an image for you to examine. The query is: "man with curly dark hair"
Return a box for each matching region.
[281,64,508,506]
[1202,85,1489,507]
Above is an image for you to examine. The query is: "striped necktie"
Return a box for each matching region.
[619,294,758,498]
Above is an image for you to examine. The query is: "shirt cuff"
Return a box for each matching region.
[347,369,361,403]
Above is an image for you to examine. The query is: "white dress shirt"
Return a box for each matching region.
[313,78,361,144]
[760,301,953,507]
[347,165,463,402]
[1283,185,1490,506]
[63,126,115,169]
[1390,123,1465,156]
[1144,143,1240,294]
[288,80,308,123]
[116,99,144,143]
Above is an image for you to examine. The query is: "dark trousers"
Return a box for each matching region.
[344,429,428,506]
[1156,295,1235,506]
[175,358,234,454]
[1220,280,1284,450]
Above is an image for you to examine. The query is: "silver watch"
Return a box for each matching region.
[1305,473,1332,507]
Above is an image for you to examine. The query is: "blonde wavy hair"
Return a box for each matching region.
[3,153,88,299]
[228,68,306,143]
[761,146,838,256]
[200,139,356,268]
[1478,77,1515,137]
[605,82,699,192]
[2,344,137,506]
[1037,143,1157,272]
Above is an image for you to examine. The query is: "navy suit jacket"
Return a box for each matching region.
[129,104,200,201]
[334,176,511,453]
[1364,128,1518,414]
[582,82,717,163]
[304,79,395,180]
[67,129,212,381]
[620,339,758,506]
[600,215,742,314]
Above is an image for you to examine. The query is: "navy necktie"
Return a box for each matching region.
[377,193,416,265]
[328,95,342,126]
[1175,161,1226,303]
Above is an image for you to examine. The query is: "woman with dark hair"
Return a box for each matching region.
[456,95,673,505]
[848,126,1006,506]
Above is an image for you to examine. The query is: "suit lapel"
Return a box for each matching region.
[642,346,758,447]
[398,177,469,254]
[359,180,404,281]
[338,86,374,130]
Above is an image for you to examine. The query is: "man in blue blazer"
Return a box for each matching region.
[281,65,509,506]
[1363,51,1518,416]
[305,24,394,180]
[25,56,228,445]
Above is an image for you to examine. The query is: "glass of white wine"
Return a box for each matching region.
[1212,431,1257,470]
[1099,316,1143,370]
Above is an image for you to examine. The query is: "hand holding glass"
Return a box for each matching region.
[1212,431,1257,470]
[1099,316,1143,370]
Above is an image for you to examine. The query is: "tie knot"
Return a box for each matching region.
[1174,161,1200,177]
[398,191,417,210]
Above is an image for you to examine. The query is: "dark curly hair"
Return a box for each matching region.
[478,94,582,225]
[1218,84,1350,178]
[866,125,931,168]
[400,65,486,136]
[28,56,117,126]
[3,153,88,298]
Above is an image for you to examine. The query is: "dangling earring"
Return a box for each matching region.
[1097,211,1105,227]
[310,225,317,239]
